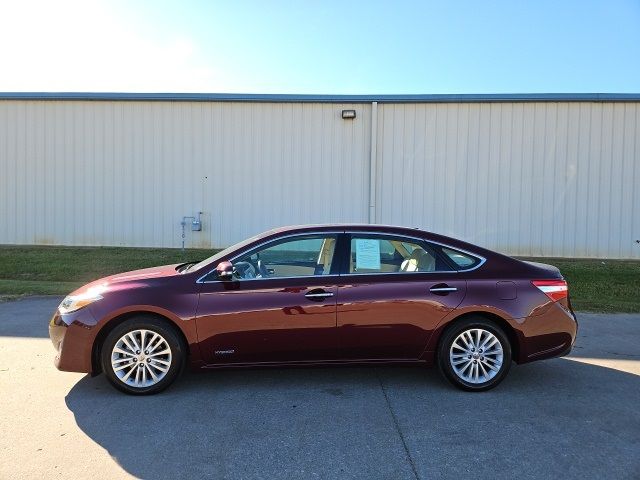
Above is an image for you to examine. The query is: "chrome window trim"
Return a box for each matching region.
[196,229,487,284]
[340,271,457,277]
[196,231,343,284]
[198,273,343,284]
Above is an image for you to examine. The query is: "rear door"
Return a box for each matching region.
[336,233,466,360]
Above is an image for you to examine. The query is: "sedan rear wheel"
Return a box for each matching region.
[101,316,184,395]
[438,317,512,391]
[450,328,503,384]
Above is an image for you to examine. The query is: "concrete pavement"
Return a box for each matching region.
[0,297,639,479]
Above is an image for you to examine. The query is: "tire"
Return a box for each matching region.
[100,316,185,395]
[438,317,512,392]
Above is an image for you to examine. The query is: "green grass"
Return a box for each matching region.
[0,246,638,312]
[0,245,214,298]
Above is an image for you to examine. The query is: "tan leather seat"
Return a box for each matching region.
[400,247,435,272]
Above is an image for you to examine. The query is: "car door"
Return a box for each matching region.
[336,233,466,360]
[195,234,339,365]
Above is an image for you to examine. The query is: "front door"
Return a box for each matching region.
[195,234,339,365]
[336,234,466,360]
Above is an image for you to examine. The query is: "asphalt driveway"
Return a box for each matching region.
[0,297,638,479]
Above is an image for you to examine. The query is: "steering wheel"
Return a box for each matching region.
[233,261,257,279]
[257,259,270,278]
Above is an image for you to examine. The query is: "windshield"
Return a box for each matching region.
[184,230,271,273]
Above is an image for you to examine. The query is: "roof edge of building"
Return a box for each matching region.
[0,92,639,103]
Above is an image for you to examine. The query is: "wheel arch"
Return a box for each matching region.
[91,311,190,375]
[429,310,523,364]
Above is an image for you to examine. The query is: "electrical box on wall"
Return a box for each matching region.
[181,211,203,250]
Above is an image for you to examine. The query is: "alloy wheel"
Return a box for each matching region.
[110,329,173,388]
[449,328,504,384]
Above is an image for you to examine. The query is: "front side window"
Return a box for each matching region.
[349,236,445,274]
[232,235,337,279]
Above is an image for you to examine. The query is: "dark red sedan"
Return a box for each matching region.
[49,224,577,394]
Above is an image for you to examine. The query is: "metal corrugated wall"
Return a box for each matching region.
[374,102,639,258]
[0,101,371,248]
[0,99,638,258]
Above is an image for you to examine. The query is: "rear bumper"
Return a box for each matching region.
[49,309,95,373]
[517,303,578,363]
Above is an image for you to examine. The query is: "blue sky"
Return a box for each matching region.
[2,0,639,93]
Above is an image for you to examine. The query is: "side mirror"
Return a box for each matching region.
[215,261,234,281]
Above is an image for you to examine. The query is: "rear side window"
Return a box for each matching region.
[348,235,454,273]
[441,247,482,271]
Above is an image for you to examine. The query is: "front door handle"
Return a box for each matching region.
[304,289,334,301]
[429,284,458,295]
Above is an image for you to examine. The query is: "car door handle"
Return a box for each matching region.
[304,289,334,301]
[429,284,458,295]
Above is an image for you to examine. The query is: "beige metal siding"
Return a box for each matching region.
[0,101,371,248]
[374,102,640,258]
[0,99,638,258]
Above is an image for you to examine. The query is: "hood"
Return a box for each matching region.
[69,264,182,296]
[103,264,182,283]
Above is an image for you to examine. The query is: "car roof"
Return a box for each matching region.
[257,223,466,249]
[266,223,427,235]
[255,224,502,261]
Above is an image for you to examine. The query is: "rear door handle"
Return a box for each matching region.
[430,284,458,295]
[304,289,334,301]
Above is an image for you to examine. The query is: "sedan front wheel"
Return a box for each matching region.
[101,316,184,395]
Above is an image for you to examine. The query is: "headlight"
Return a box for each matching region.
[58,283,108,314]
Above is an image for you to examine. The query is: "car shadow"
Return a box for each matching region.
[65,359,640,480]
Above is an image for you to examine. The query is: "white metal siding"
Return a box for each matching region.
[0,99,638,258]
[0,101,371,248]
[374,102,640,258]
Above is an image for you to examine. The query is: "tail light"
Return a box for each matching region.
[532,279,568,302]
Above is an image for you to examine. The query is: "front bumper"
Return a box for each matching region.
[49,308,96,373]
